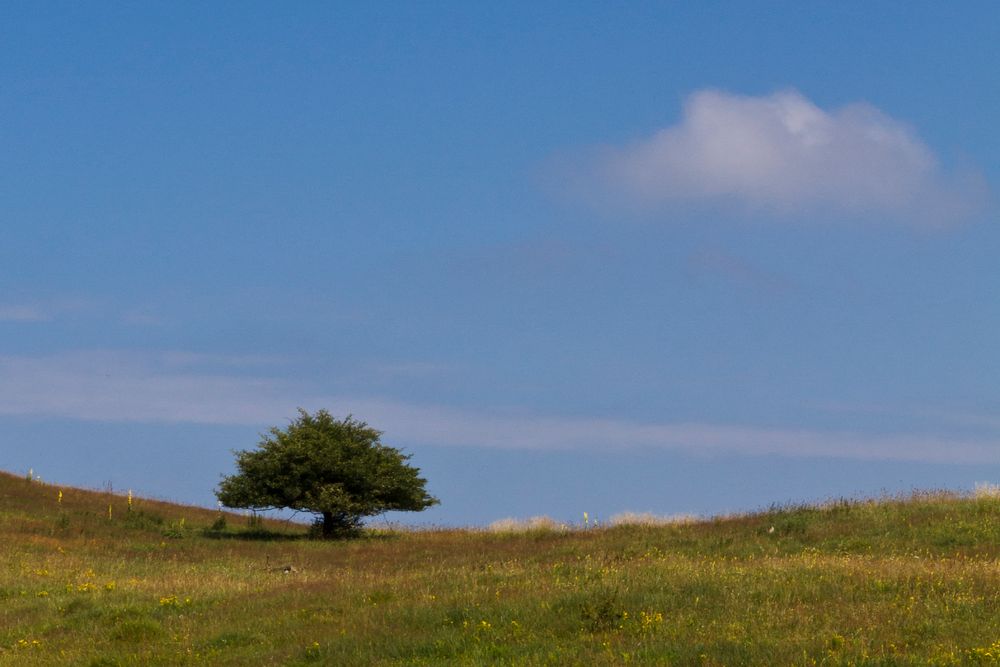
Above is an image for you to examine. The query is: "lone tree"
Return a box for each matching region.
[216,409,438,538]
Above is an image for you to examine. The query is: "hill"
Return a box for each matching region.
[2,470,1000,665]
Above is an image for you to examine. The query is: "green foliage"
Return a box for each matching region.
[202,631,264,650]
[87,658,122,667]
[110,618,163,642]
[160,518,187,539]
[216,409,438,537]
[122,510,164,532]
[578,589,625,632]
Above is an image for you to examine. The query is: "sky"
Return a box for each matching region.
[2,3,999,526]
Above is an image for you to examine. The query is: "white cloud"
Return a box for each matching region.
[0,349,997,465]
[578,89,986,222]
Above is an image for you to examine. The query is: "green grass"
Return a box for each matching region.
[2,471,1000,665]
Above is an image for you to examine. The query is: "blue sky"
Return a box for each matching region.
[2,3,999,525]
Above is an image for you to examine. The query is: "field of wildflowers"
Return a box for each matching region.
[2,470,1000,665]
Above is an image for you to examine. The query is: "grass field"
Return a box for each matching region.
[2,470,1000,665]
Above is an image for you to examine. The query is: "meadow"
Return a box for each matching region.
[2,470,1000,665]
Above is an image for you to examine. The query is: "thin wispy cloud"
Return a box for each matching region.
[369,361,459,379]
[0,298,95,323]
[120,310,168,327]
[564,89,987,223]
[0,351,302,426]
[346,398,1000,465]
[0,305,50,322]
[1,350,998,465]
[687,248,793,295]
[816,400,1000,437]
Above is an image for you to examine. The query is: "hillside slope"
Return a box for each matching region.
[2,470,1000,665]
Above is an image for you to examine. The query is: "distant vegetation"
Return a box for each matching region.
[2,469,1000,664]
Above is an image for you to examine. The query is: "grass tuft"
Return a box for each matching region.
[487,515,565,533]
[609,511,698,526]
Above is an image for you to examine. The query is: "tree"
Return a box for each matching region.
[216,409,438,538]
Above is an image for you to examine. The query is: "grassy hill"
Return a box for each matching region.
[2,470,1000,665]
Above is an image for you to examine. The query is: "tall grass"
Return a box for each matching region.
[2,471,1000,665]
[608,511,698,527]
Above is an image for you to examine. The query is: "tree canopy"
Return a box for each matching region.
[216,409,437,537]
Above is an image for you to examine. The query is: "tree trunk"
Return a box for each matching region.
[320,511,359,538]
[322,511,336,539]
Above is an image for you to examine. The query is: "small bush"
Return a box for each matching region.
[123,510,165,531]
[579,590,625,633]
[161,518,187,539]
